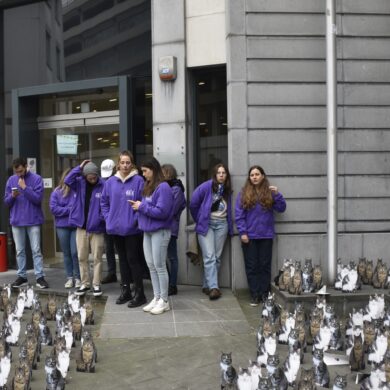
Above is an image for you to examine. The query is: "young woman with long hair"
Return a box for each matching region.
[161,164,186,296]
[131,157,174,315]
[235,165,286,306]
[189,163,233,300]
[49,168,81,288]
[100,150,147,307]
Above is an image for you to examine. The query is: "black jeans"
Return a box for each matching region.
[104,233,116,275]
[242,238,273,299]
[113,234,144,287]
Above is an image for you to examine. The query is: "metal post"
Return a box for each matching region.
[326,0,337,283]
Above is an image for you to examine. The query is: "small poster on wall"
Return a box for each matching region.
[27,158,36,174]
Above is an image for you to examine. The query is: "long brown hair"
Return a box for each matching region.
[211,163,231,200]
[57,168,72,197]
[141,157,165,196]
[240,165,273,210]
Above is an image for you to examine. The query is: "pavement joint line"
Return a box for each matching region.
[101,319,249,325]
[170,298,179,337]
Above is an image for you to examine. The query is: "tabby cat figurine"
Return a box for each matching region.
[288,263,302,295]
[373,258,388,289]
[349,334,365,371]
[358,257,367,284]
[297,368,316,390]
[332,374,347,390]
[266,354,288,390]
[302,258,314,293]
[312,265,322,291]
[365,260,374,285]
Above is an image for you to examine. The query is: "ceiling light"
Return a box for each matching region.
[198,81,205,86]
[109,98,117,102]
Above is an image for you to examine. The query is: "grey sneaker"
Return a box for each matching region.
[36,277,49,289]
[92,285,102,297]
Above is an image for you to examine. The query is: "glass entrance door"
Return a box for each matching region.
[39,120,120,261]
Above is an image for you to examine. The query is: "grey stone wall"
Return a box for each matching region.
[227,0,390,289]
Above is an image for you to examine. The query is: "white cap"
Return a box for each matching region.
[100,159,116,178]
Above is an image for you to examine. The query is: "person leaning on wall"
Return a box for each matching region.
[189,163,233,301]
[235,165,286,307]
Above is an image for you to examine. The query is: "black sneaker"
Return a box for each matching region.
[36,277,49,289]
[75,284,90,296]
[11,277,28,289]
[249,297,260,307]
[168,285,177,296]
[92,285,103,297]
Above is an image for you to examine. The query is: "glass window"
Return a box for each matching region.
[193,67,227,185]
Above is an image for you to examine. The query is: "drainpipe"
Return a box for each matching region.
[326,0,337,283]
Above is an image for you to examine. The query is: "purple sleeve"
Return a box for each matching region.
[64,166,82,190]
[272,192,286,213]
[235,192,248,236]
[100,182,110,220]
[22,176,44,205]
[138,184,173,220]
[49,190,69,217]
[3,180,15,207]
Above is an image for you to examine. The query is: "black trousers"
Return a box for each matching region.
[113,234,144,287]
[242,238,273,299]
[104,233,116,275]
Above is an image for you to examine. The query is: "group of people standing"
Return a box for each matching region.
[4,153,286,311]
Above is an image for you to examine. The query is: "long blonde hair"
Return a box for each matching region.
[57,168,72,197]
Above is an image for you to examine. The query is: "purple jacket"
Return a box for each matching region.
[49,188,77,228]
[235,191,286,239]
[169,182,186,237]
[4,171,44,226]
[100,172,144,236]
[189,179,233,236]
[137,182,174,233]
[64,166,105,233]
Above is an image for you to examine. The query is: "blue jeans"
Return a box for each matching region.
[12,225,44,279]
[56,227,80,280]
[167,236,178,287]
[197,218,228,290]
[143,229,170,301]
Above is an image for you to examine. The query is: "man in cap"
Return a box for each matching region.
[65,160,105,296]
[4,157,49,289]
[100,159,118,284]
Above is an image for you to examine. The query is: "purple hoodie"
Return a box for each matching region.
[4,171,44,226]
[235,191,286,239]
[100,171,144,236]
[64,166,105,233]
[169,182,186,237]
[49,188,77,228]
[137,182,174,233]
[189,179,233,236]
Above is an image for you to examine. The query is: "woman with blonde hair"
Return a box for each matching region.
[49,168,81,288]
[235,165,286,306]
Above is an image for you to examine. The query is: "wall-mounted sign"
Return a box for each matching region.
[43,178,53,189]
[56,134,78,155]
[159,56,177,81]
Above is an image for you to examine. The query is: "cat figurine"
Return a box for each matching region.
[72,311,83,341]
[312,347,330,388]
[360,365,387,390]
[76,332,97,373]
[308,310,322,345]
[257,332,277,367]
[83,298,94,325]
[0,284,11,312]
[342,262,359,292]
[295,320,307,353]
[332,374,347,390]
[257,374,271,389]
[11,366,29,390]
[365,260,374,285]
[358,257,367,283]
[384,348,390,384]
[247,360,261,390]
[278,313,295,344]
[24,285,34,310]
[368,328,388,365]
[220,353,237,390]
[373,259,388,289]
[301,258,314,293]
[266,354,288,390]
[313,323,331,352]
[312,265,322,291]
[349,334,365,371]
[328,316,343,351]
[283,346,301,387]
[278,266,291,292]
[288,263,302,295]
[236,367,251,390]
[261,292,280,325]
[46,294,57,321]
[45,355,65,390]
[0,351,11,389]
[39,316,53,346]
[297,367,316,390]
[363,320,376,352]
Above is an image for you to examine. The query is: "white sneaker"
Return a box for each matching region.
[64,278,74,289]
[142,297,158,312]
[75,279,81,288]
[150,298,170,315]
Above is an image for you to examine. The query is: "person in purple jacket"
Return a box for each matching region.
[131,157,173,315]
[49,168,81,289]
[189,163,233,301]
[4,157,49,289]
[65,160,105,297]
[101,150,147,308]
[235,165,286,306]
[161,164,186,296]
